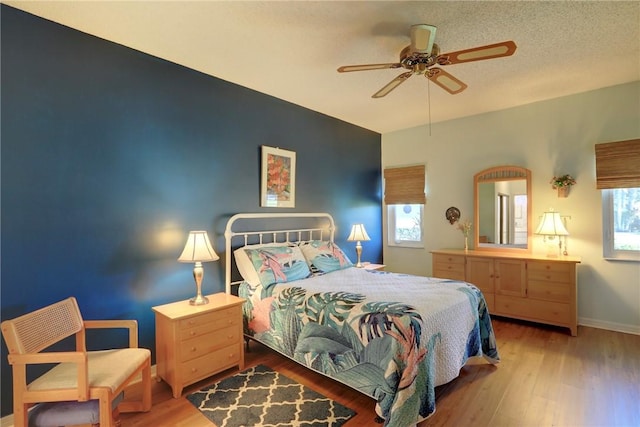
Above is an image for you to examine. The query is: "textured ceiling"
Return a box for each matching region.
[5,1,640,133]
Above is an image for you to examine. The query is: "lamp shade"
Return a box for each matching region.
[347,224,371,242]
[178,231,219,262]
[535,211,569,236]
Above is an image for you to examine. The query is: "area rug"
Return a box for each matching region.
[187,364,357,427]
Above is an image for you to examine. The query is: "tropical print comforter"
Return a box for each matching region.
[238,267,500,427]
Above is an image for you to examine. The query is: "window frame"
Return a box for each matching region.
[602,189,640,261]
[387,204,425,248]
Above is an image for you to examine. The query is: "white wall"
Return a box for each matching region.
[381,81,640,334]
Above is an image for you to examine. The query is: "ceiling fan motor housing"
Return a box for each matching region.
[399,44,440,73]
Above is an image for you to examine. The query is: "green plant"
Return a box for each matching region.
[550,174,576,189]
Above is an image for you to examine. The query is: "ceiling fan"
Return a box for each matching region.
[337,24,517,98]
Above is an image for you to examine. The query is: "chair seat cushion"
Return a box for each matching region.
[28,348,150,392]
[28,391,124,426]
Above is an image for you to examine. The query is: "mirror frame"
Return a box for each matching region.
[474,165,532,252]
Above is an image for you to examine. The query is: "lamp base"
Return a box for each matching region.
[190,262,209,305]
[190,294,209,305]
[355,241,363,268]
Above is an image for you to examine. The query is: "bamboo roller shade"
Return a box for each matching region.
[384,165,426,204]
[595,139,640,189]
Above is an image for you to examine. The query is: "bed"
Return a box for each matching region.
[224,213,499,427]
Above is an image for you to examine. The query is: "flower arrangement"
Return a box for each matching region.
[456,219,472,237]
[550,174,576,189]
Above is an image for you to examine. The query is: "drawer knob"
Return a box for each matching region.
[190,347,197,352]
[191,368,197,373]
[190,331,196,336]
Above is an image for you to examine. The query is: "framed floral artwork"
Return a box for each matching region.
[261,146,296,207]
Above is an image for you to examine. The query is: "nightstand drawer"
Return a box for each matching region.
[181,325,241,362]
[181,344,241,383]
[179,312,240,341]
[178,306,239,331]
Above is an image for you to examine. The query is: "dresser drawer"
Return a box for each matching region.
[180,344,241,383]
[180,325,241,363]
[433,266,466,281]
[527,261,572,283]
[433,254,466,280]
[527,280,570,303]
[495,295,570,325]
[433,254,465,265]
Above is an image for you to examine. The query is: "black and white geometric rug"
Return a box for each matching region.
[187,364,357,427]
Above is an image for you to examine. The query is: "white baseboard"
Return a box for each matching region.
[0,364,158,427]
[579,317,640,335]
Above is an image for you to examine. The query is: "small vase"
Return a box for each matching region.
[557,186,570,198]
[464,236,469,251]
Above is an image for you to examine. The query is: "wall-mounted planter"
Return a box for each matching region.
[557,186,571,198]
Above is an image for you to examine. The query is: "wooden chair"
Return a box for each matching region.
[1,297,152,427]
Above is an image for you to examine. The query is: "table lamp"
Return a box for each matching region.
[347,223,371,267]
[178,230,219,305]
[535,209,569,257]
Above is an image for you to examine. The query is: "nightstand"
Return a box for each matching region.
[152,293,245,398]
[362,262,385,271]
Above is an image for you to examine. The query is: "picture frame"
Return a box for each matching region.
[261,146,296,208]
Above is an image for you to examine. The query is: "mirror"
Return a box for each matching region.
[474,166,532,252]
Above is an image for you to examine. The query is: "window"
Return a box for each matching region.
[388,204,424,247]
[384,165,426,248]
[602,188,640,260]
[596,139,640,261]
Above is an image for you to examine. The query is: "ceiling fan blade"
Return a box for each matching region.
[437,40,517,65]
[410,24,437,54]
[337,63,401,73]
[426,68,468,94]
[372,72,413,98]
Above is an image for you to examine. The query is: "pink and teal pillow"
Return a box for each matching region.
[298,240,353,274]
[243,245,311,286]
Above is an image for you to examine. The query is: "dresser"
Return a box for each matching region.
[152,293,245,398]
[431,250,581,336]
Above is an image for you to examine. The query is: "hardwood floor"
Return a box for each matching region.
[120,318,640,426]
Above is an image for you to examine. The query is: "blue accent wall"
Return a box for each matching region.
[0,5,381,415]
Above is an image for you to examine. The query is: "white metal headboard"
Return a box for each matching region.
[224,212,335,294]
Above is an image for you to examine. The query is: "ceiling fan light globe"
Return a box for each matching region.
[410,24,437,54]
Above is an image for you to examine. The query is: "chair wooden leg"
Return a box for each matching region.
[13,401,28,427]
[99,396,112,427]
[141,360,152,411]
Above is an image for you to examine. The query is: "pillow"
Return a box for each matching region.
[298,240,353,274]
[243,244,311,286]
[234,242,285,286]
